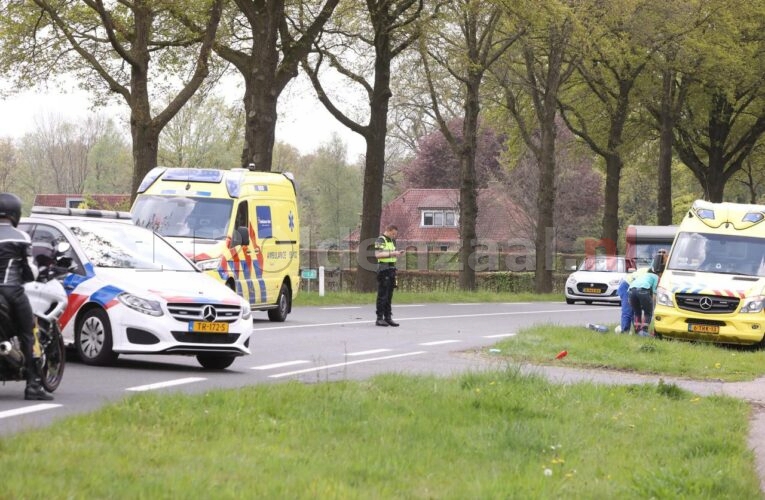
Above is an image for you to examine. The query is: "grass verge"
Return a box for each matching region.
[492,324,765,381]
[0,370,758,498]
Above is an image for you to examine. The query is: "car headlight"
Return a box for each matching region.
[608,279,621,286]
[117,292,163,317]
[566,276,576,286]
[196,258,220,271]
[241,299,251,320]
[740,296,765,313]
[656,286,674,307]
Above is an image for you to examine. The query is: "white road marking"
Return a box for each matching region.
[254,307,605,331]
[394,304,426,308]
[346,349,392,356]
[419,340,461,346]
[483,333,517,338]
[251,360,310,370]
[126,377,207,392]
[269,351,427,378]
[320,306,362,310]
[0,403,61,420]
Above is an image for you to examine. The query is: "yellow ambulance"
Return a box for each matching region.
[131,167,299,322]
[654,199,765,345]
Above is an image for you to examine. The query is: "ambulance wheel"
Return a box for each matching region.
[268,283,290,322]
[196,354,236,370]
[76,308,119,366]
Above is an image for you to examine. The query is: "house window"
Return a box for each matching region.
[421,210,457,227]
[67,198,84,208]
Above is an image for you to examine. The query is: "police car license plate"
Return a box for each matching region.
[688,324,719,334]
[583,287,601,293]
[190,321,229,334]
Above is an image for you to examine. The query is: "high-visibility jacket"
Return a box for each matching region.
[375,234,397,264]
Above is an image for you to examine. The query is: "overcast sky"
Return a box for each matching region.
[0,73,366,162]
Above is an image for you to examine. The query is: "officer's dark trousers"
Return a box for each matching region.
[0,285,36,380]
[376,268,395,320]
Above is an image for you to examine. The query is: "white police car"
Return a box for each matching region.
[565,255,627,305]
[20,207,252,369]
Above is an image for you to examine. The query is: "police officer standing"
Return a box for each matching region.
[374,224,405,327]
[0,193,52,400]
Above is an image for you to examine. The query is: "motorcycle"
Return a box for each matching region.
[0,242,71,393]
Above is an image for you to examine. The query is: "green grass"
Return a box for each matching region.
[295,290,564,306]
[0,370,758,499]
[492,324,765,381]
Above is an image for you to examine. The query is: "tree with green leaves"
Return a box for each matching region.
[302,0,425,292]
[0,0,223,197]
[209,0,339,170]
[417,0,520,290]
[670,0,765,202]
[492,0,575,293]
[557,0,664,246]
[159,94,243,168]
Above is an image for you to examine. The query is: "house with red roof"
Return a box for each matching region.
[349,187,531,252]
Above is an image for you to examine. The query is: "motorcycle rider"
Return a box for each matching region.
[0,193,52,400]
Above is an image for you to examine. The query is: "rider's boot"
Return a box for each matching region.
[25,362,53,401]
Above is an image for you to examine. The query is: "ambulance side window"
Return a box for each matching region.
[235,201,248,231]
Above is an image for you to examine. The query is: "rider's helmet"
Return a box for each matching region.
[0,193,22,227]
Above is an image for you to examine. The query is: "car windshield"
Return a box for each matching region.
[69,220,198,271]
[132,195,233,240]
[578,256,625,272]
[668,231,765,277]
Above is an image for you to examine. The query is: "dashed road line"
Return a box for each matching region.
[251,360,310,370]
[269,351,427,378]
[0,403,61,419]
[346,349,392,357]
[419,340,461,346]
[126,377,207,392]
[483,333,517,338]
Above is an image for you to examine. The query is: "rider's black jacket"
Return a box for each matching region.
[0,222,34,286]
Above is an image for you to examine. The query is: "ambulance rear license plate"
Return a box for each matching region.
[190,321,229,334]
[688,324,719,334]
[583,287,601,293]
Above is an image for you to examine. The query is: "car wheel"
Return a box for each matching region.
[268,282,290,322]
[196,354,236,370]
[76,308,118,366]
[566,298,574,304]
[585,300,593,305]
[41,327,65,392]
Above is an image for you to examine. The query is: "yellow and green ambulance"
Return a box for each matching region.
[131,167,299,322]
[654,199,765,345]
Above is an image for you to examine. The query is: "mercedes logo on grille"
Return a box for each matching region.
[202,305,217,322]
[699,297,713,310]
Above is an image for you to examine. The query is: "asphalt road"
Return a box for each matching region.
[0,301,619,436]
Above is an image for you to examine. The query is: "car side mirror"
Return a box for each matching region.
[232,226,249,247]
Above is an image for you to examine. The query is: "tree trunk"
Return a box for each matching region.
[246,82,278,171]
[534,114,556,294]
[130,109,160,200]
[458,75,480,291]
[602,153,622,246]
[242,0,282,171]
[355,22,392,293]
[656,69,674,225]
